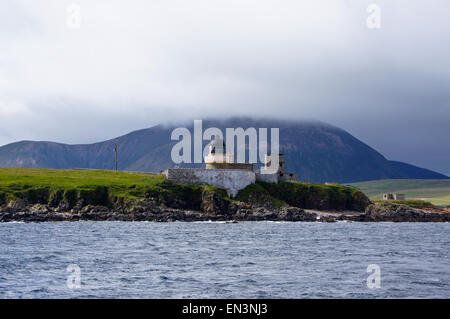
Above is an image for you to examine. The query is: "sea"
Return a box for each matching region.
[0,221,448,298]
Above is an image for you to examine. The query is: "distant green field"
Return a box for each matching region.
[349,179,450,207]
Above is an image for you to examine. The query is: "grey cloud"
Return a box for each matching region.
[0,0,449,174]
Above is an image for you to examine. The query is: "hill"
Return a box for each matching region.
[349,179,450,206]
[0,118,447,183]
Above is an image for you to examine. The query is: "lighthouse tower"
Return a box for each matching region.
[204,135,233,165]
[204,135,253,171]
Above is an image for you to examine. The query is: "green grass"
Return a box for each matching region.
[0,167,164,189]
[421,195,450,207]
[0,167,165,204]
[349,179,450,207]
[373,199,434,209]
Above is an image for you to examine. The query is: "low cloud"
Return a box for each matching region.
[0,0,449,174]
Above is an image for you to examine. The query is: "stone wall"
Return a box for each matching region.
[205,163,254,171]
[255,172,279,183]
[164,168,256,197]
[279,173,298,182]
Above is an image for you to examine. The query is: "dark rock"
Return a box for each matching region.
[7,199,29,212]
[201,190,230,215]
[1,198,450,223]
[48,190,63,208]
[89,205,109,213]
[30,204,50,214]
[276,207,318,222]
[361,202,450,222]
[56,202,69,212]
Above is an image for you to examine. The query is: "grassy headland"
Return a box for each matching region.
[0,167,164,206]
[0,167,370,211]
[372,199,435,209]
[243,181,370,211]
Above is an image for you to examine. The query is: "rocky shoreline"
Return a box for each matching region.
[1,199,449,223]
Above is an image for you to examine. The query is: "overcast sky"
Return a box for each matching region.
[1,0,449,175]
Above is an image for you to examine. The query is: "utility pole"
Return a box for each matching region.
[113,144,118,172]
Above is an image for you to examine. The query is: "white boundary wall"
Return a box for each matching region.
[164,168,256,197]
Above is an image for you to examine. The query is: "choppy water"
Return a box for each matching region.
[0,221,449,298]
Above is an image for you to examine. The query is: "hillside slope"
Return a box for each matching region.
[0,118,447,183]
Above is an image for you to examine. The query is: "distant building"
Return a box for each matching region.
[383,193,405,200]
[163,136,297,197]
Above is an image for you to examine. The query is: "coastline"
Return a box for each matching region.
[1,168,449,223]
[1,200,449,223]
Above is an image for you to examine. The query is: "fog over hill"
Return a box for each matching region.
[0,118,447,183]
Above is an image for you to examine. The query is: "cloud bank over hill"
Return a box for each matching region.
[1,0,449,174]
